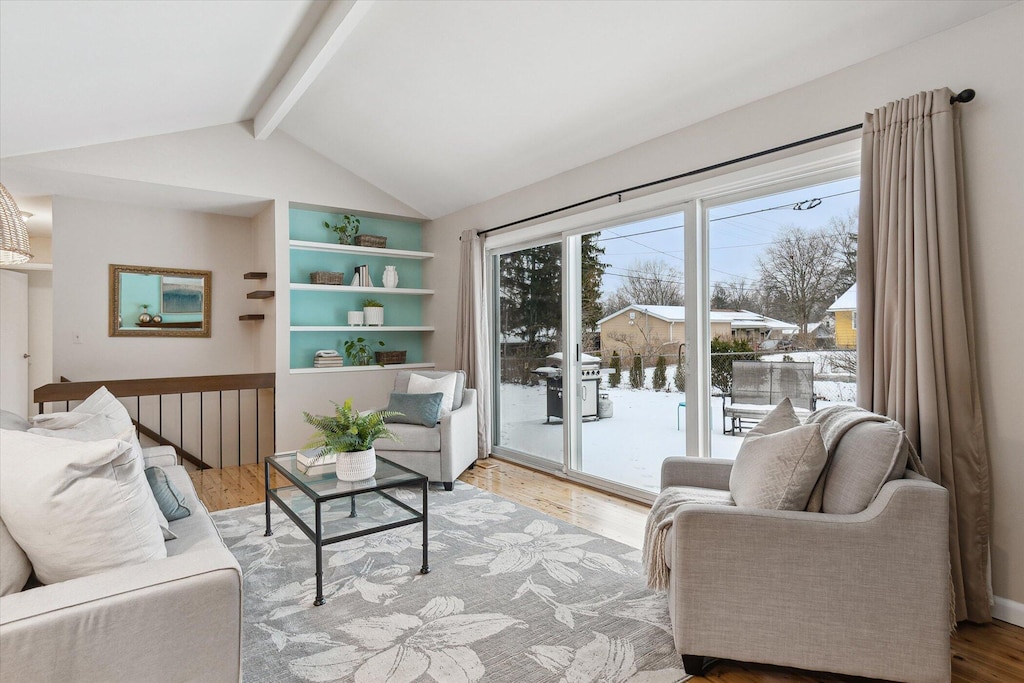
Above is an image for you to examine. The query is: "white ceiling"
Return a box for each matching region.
[0,0,1013,222]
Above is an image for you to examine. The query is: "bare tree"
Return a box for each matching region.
[602,258,684,315]
[711,278,762,311]
[757,225,850,333]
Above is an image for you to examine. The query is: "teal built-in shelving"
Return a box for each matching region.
[288,207,435,373]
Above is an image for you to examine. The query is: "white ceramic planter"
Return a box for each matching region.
[347,310,364,326]
[382,265,399,289]
[363,306,384,326]
[335,447,376,481]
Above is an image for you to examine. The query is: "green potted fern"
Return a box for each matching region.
[302,399,400,480]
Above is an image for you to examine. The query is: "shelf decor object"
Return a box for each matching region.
[0,182,32,265]
[375,350,407,365]
[362,299,384,326]
[310,271,344,285]
[382,265,399,289]
[347,311,365,326]
[354,234,387,249]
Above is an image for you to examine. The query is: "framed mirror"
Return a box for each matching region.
[109,264,212,337]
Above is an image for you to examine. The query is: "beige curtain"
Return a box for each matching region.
[455,229,492,457]
[858,88,991,623]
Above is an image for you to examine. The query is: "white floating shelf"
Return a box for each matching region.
[290,240,433,260]
[290,362,436,375]
[290,283,434,295]
[290,325,435,333]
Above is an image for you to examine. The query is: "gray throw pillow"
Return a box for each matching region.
[745,397,800,438]
[729,423,828,510]
[144,466,191,522]
[384,392,444,428]
[0,410,30,431]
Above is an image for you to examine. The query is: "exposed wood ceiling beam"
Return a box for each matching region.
[253,0,373,141]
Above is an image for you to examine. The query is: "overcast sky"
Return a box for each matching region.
[595,175,861,300]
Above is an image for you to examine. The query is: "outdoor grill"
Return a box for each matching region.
[533,353,604,423]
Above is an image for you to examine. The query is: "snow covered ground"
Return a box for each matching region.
[496,352,856,493]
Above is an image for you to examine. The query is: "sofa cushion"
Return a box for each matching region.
[29,389,170,541]
[745,397,801,438]
[384,392,445,428]
[161,465,226,556]
[0,517,32,596]
[146,466,192,521]
[821,420,910,514]
[407,373,458,413]
[0,410,30,431]
[373,422,441,452]
[0,430,166,584]
[730,423,827,510]
[395,370,466,410]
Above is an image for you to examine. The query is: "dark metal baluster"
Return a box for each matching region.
[256,389,260,466]
[238,390,242,467]
[218,391,223,470]
[199,391,204,467]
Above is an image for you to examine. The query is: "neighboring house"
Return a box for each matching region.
[597,305,797,358]
[828,284,857,349]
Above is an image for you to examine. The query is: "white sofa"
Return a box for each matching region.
[0,413,243,683]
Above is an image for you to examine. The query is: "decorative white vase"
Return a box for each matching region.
[335,447,376,481]
[347,310,364,326]
[363,306,384,326]
[382,265,399,289]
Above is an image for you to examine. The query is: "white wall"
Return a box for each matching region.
[51,197,260,380]
[26,270,52,414]
[424,3,1024,609]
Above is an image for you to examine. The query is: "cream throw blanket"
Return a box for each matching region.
[642,487,734,591]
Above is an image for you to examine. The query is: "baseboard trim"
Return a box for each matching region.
[992,595,1024,627]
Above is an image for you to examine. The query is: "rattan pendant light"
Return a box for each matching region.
[0,183,32,265]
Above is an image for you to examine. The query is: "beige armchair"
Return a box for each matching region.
[660,438,951,681]
[373,370,478,490]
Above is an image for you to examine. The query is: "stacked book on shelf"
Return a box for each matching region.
[350,264,371,287]
[313,349,344,368]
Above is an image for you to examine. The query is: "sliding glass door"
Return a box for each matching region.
[493,240,563,467]
[487,149,859,501]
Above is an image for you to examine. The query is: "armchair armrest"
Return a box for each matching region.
[661,456,734,491]
[0,548,242,682]
[439,389,478,483]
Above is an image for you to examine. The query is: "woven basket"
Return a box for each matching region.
[354,234,387,249]
[375,350,407,365]
[310,271,344,285]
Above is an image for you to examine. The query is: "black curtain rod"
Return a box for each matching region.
[476,88,975,237]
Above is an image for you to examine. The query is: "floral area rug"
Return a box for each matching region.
[212,480,688,683]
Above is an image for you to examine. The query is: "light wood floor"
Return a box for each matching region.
[191,458,1023,683]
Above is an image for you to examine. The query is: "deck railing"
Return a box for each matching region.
[34,373,275,470]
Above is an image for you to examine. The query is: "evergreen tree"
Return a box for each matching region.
[653,355,667,391]
[710,337,756,395]
[581,234,607,350]
[609,350,621,388]
[629,354,644,389]
[674,360,686,392]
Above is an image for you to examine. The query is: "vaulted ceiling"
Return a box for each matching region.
[0,0,1013,221]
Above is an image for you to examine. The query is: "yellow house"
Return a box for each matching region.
[828,284,857,349]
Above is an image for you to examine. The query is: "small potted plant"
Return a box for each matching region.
[302,399,400,480]
[323,215,360,245]
[362,298,384,326]
[344,336,385,366]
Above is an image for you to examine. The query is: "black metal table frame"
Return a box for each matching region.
[264,455,429,606]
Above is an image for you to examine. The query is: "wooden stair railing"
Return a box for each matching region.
[34,373,275,470]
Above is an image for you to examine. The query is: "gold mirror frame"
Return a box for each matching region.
[109,264,212,338]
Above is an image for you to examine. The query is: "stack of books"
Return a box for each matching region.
[296,450,336,476]
[313,350,344,368]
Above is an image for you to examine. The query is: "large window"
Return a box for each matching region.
[487,146,859,500]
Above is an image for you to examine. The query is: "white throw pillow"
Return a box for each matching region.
[0,517,32,596]
[29,391,172,540]
[407,372,458,414]
[0,430,167,584]
[729,423,827,511]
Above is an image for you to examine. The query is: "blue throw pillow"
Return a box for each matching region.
[384,392,444,428]
[144,466,191,522]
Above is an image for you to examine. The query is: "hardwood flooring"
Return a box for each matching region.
[190,457,1024,683]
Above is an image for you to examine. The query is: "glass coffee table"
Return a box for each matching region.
[264,452,429,606]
